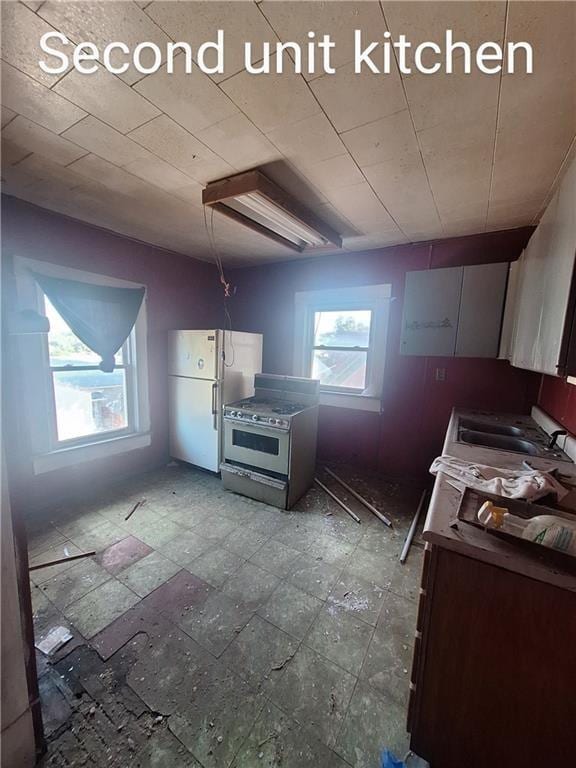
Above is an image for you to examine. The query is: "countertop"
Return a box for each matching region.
[424,408,576,592]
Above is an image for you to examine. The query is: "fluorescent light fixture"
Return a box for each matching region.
[202,170,342,252]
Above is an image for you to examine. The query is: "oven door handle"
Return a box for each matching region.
[223,417,289,434]
[212,382,218,430]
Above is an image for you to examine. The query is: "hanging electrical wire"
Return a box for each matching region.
[203,204,231,297]
[203,203,235,367]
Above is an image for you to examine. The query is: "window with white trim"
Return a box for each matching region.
[14,257,150,473]
[294,285,392,411]
[44,296,137,445]
[311,309,372,392]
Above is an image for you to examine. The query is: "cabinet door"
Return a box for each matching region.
[510,158,576,374]
[499,259,521,360]
[456,262,508,357]
[400,267,462,356]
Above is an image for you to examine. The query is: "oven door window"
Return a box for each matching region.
[232,429,280,456]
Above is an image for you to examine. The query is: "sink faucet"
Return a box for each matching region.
[548,429,567,449]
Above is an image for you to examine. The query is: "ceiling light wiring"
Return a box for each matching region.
[203,204,236,368]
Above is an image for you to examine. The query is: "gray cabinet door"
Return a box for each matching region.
[456,262,509,357]
[400,266,462,356]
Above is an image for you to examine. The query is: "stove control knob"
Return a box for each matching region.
[252,414,259,422]
[230,410,236,417]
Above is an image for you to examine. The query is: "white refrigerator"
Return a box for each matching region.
[168,330,262,472]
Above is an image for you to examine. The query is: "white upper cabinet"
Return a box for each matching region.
[456,262,509,358]
[401,263,508,358]
[504,157,576,376]
[401,266,461,356]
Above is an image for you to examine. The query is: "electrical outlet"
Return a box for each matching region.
[435,367,446,382]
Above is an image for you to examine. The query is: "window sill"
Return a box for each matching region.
[319,391,382,412]
[33,431,152,475]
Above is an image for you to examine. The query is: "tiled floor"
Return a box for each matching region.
[28,463,425,767]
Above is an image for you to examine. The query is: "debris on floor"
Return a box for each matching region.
[35,626,73,656]
[28,462,425,767]
[124,498,146,521]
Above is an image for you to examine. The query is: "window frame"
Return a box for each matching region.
[42,291,138,449]
[310,307,374,394]
[13,256,151,474]
[294,285,392,412]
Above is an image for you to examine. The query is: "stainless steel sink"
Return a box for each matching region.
[459,429,539,455]
[459,418,524,437]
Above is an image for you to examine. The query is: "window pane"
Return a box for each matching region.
[45,297,123,366]
[312,349,367,389]
[52,368,128,441]
[314,310,371,348]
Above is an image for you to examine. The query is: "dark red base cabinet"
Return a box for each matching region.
[408,544,576,768]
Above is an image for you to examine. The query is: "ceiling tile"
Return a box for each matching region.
[220,60,319,133]
[266,112,346,165]
[505,0,575,77]
[263,162,328,206]
[490,126,572,208]
[146,0,276,82]
[496,3,575,154]
[324,182,397,231]
[61,116,150,167]
[498,69,575,133]
[1,107,17,129]
[15,154,86,190]
[310,61,407,133]
[298,154,364,194]
[2,116,87,166]
[344,232,408,251]
[172,182,204,209]
[440,217,487,238]
[123,155,196,194]
[2,139,31,167]
[363,152,441,231]
[259,0,386,80]
[1,62,86,134]
[128,114,234,183]
[196,113,280,169]
[67,154,162,201]
[403,68,499,133]
[21,1,44,10]
[400,219,445,242]
[134,60,238,135]
[38,0,173,85]
[308,201,357,238]
[383,1,506,69]
[341,110,419,168]
[53,65,160,134]
[1,2,71,86]
[486,196,543,231]
[492,0,575,211]
[418,109,496,214]
[10,178,89,213]
[1,164,44,197]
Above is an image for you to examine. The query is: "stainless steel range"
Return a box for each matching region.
[221,374,320,509]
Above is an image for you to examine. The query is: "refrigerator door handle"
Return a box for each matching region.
[212,381,218,430]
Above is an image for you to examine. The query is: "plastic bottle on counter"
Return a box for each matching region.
[478,500,576,556]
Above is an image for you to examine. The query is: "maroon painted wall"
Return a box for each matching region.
[229,229,542,477]
[2,196,223,515]
[538,375,576,434]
